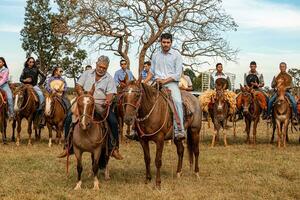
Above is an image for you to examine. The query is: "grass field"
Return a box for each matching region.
[0,120,299,200]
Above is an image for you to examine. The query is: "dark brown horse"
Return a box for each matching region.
[72,89,109,190]
[237,85,262,144]
[44,92,67,147]
[273,79,292,147]
[13,84,40,146]
[122,82,201,189]
[0,90,8,144]
[209,84,229,147]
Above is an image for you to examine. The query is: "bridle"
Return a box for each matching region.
[14,87,32,112]
[77,94,110,125]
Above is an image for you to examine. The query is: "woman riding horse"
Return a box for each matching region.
[0,57,14,120]
[19,57,46,127]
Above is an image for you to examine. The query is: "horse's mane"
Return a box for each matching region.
[141,83,158,99]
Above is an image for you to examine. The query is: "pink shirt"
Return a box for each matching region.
[0,67,9,87]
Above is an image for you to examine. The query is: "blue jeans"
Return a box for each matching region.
[33,85,44,109]
[267,92,298,116]
[0,83,14,117]
[164,82,184,135]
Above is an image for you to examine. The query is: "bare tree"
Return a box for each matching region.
[60,0,238,73]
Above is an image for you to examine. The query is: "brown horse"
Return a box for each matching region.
[273,79,292,147]
[122,82,201,189]
[72,90,109,190]
[13,84,40,146]
[0,90,8,144]
[209,84,229,147]
[237,85,262,144]
[44,92,67,147]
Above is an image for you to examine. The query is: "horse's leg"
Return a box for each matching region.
[276,121,281,148]
[190,128,200,178]
[92,149,101,190]
[11,119,16,142]
[223,127,228,147]
[155,138,164,190]
[211,128,217,147]
[27,117,33,146]
[74,148,83,190]
[270,120,276,144]
[16,118,22,146]
[174,139,184,178]
[245,118,251,144]
[283,121,289,148]
[47,123,52,147]
[253,119,259,145]
[140,139,151,183]
[58,123,63,145]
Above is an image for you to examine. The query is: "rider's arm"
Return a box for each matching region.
[271,76,276,89]
[45,77,53,93]
[0,68,9,87]
[258,74,265,88]
[143,71,154,84]
[227,76,232,91]
[210,74,214,90]
[37,69,46,86]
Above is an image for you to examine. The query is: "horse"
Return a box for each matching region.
[209,83,229,147]
[272,79,292,147]
[237,85,262,144]
[44,92,68,147]
[122,81,201,189]
[0,89,8,144]
[13,84,40,146]
[72,88,109,190]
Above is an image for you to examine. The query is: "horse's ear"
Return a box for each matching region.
[89,84,95,96]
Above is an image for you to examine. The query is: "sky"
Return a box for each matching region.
[0,0,299,88]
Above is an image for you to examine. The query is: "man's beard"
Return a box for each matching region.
[96,70,105,77]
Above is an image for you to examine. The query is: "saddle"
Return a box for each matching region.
[297,98,300,114]
[54,95,69,114]
[160,87,193,128]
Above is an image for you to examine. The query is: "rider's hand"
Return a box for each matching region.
[120,82,126,88]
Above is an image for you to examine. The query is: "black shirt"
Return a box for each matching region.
[19,67,46,86]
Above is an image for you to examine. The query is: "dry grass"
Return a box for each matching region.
[0,120,299,200]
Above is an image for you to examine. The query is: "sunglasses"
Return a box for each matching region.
[29,61,35,64]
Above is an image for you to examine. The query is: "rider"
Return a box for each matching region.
[209,63,236,114]
[179,69,193,91]
[243,61,268,118]
[19,57,46,126]
[114,59,135,88]
[45,67,70,109]
[267,62,298,123]
[144,33,185,140]
[58,56,123,160]
[0,57,14,119]
[141,61,154,85]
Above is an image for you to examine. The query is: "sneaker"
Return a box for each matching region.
[111,149,123,160]
[175,132,185,140]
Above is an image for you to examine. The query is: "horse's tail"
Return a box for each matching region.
[186,127,193,168]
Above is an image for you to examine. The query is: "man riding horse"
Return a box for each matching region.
[199,63,236,116]
[114,59,135,89]
[58,56,123,160]
[241,61,268,118]
[267,62,298,123]
[179,69,193,91]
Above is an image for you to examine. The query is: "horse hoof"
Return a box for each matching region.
[16,142,20,146]
[93,182,99,190]
[28,143,32,146]
[195,172,200,179]
[176,172,182,178]
[105,175,110,181]
[145,178,151,184]
[74,181,82,190]
[48,143,52,148]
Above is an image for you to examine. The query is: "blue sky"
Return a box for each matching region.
[0,0,299,88]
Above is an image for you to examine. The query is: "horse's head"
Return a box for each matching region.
[122,81,142,125]
[276,78,286,103]
[77,87,95,130]
[239,85,253,114]
[13,85,26,112]
[215,88,226,112]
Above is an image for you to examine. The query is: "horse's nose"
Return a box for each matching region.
[124,116,133,125]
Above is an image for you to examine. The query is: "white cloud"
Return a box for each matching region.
[223,0,300,30]
[0,24,22,33]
